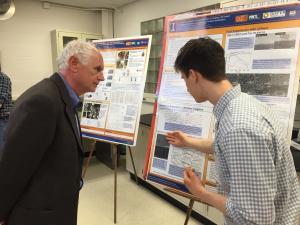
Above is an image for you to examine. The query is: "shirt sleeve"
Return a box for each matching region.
[0,75,11,104]
[220,128,277,225]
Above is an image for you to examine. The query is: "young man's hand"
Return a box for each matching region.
[184,167,206,198]
[166,131,189,147]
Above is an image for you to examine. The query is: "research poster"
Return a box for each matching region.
[80,36,152,146]
[144,1,300,192]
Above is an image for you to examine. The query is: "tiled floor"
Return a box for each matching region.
[78,157,202,225]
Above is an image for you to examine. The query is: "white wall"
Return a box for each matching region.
[0,0,101,98]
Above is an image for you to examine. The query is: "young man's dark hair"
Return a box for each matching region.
[174,37,226,82]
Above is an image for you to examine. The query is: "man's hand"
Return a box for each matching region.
[166,131,189,147]
[184,167,206,198]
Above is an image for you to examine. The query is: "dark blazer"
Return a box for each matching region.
[0,73,84,225]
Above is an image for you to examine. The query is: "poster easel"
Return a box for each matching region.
[82,141,139,223]
[164,187,209,225]
[80,35,151,224]
[112,144,139,223]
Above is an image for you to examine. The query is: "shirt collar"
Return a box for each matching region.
[58,73,80,109]
[213,84,241,122]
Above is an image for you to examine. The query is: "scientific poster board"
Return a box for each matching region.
[144,0,300,192]
[80,36,152,146]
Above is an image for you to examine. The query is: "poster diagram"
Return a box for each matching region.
[80,36,152,146]
[226,51,253,72]
[144,1,300,192]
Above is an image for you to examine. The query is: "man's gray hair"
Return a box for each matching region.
[57,40,98,70]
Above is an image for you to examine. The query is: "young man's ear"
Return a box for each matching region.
[68,55,79,73]
[188,69,199,82]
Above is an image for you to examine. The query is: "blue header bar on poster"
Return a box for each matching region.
[94,38,149,49]
[147,174,189,193]
[82,132,134,145]
[169,4,300,32]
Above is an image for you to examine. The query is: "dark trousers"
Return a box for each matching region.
[0,119,8,157]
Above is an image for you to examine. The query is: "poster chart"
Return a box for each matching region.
[144,1,300,192]
[80,36,152,146]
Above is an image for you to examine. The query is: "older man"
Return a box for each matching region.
[0,40,104,225]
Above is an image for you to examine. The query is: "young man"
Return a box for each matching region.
[166,37,300,224]
[0,63,12,154]
[0,40,104,225]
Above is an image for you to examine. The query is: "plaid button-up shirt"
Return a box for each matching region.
[0,72,12,119]
[213,85,300,225]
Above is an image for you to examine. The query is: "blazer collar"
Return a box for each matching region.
[50,73,84,152]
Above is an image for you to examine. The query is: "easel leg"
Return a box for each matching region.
[128,146,139,185]
[184,199,194,225]
[82,140,96,178]
[112,144,118,224]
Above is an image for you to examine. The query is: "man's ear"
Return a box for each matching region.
[189,69,199,82]
[68,55,79,73]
